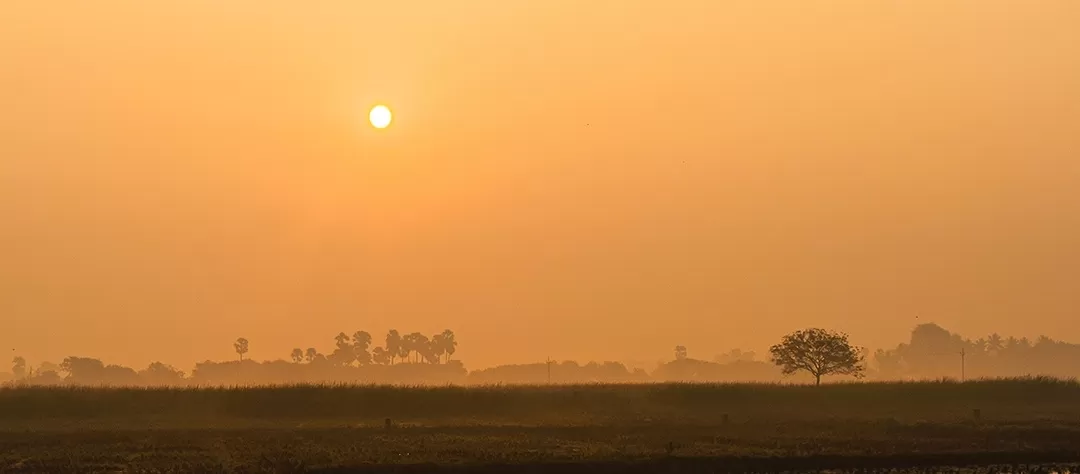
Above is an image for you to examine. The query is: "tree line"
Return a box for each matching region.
[265,329,458,367]
[7,323,1080,386]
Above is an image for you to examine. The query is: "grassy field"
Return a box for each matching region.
[2,378,1080,472]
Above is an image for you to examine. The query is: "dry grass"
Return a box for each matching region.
[2,378,1079,472]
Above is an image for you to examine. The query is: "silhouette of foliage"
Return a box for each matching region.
[441,329,457,362]
[674,345,688,361]
[234,338,249,362]
[385,330,403,365]
[770,328,865,385]
[12,357,26,380]
[139,362,185,386]
[371,347,390,366]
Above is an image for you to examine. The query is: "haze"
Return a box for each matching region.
[2,2,1079,371]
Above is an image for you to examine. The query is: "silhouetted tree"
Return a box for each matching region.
[770,328,865,385]
[12,357,26,380]
[139,362,185,386]
[441,329,457,362]
[334,332,350,348]
[372,347,391,365]
[234,338,249,362]
[29,370,62,386]
[290,348,304,364]
[304,348,318,363]
[874,348,904,378]
[329,332,356,366]
[987,333,1004,353]
[353,331,373,365]
[404,332,430,363]
[385,330,402,365]
[61,357,106,384]
[431,334,447,364]
[674,345,688,361]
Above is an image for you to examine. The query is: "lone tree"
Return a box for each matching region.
[234,338,249,362]
[769,328,864,385]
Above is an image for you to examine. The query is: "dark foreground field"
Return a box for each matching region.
[2,378,1080,473]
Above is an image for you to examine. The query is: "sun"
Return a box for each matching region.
[369,105,392,129]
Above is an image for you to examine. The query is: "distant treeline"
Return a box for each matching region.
[5,324,1080,386]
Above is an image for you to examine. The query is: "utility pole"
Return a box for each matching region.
[546,357,552,384]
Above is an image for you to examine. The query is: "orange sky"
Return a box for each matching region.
[2,2,1079,371]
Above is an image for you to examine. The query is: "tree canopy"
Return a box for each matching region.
[769,328,864,385]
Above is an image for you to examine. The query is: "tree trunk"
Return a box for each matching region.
[815,373,821,386]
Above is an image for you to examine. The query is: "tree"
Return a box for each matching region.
[431,334,447,364]
[334,332,351,349]
[139,362,186,386]
[874,348,904,378]
[234,338,250,362]
[304,348,318,363]
[441,329,457,362]
[353,331,373,366]
[770,328,865,385]
[674,345,688,361]
[290,349,304,364]
[987,333,1005,354]
[404,333,429,363]
[329,332,356,366]
[385,330,402,365]
[372,347,391,365]
[61,357,107,384]
[12,357,26,380]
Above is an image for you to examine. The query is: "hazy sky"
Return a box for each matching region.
[2,2,1079,370]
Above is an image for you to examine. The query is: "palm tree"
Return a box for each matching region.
[234,338,249,362]
[987,333,1004,354]
[972,338,988,354]
[405,332,429,363]
[290,349,304,364]
[441,329,458,362]
[385,330,402,365]
[431,334,447,364]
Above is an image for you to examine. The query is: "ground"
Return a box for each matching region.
[2,379,1079,472]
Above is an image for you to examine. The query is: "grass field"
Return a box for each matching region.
[3,378,1080,472]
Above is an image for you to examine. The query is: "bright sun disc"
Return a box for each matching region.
[369,105,392,129]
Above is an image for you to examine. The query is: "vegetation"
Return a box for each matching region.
[770,328,865,385]
[12,323,1080,387]
[1,378,1080,472]
[1,377,1078,425]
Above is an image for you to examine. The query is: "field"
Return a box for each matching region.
[3,378,1080,472]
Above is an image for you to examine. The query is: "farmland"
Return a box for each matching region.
[2,378,1080,472]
